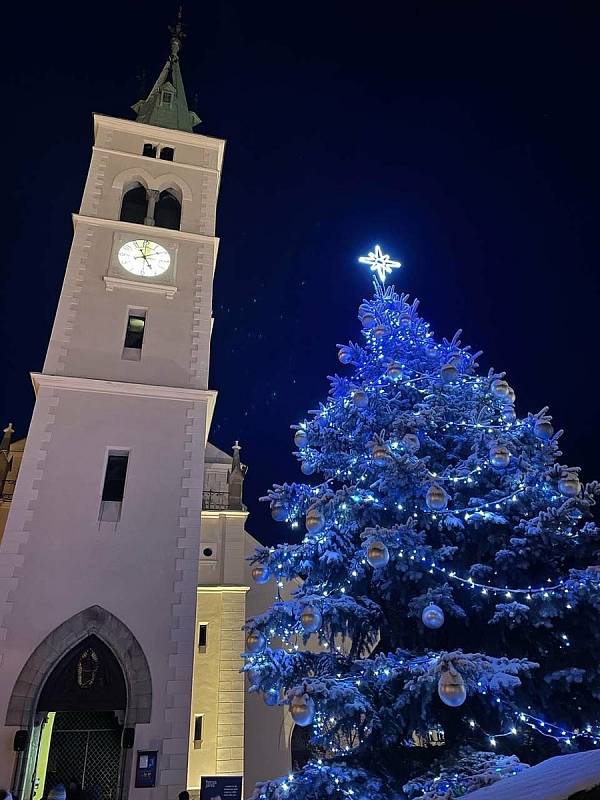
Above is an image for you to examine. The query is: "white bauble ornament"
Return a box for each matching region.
[245,630,266,654]
[264,688,280,706]
[338,346,353,365]
[372,445,391,466]
[305,508,325,533]
[358,303,371,318]
[352,389,368,409]
[491,379,510,399]
[505,386,516,405]
[387,362,403,380]
[426,484,448,511]
[251,565,271,585]
[534,419,554,440]
[372,324,387,339]
[438,669,467,707]
[367,540,390,568]
[300,606,322,634]
[301,461,315,475]
[361,313,376,330]
[440,363,459,383]
[559,474,581,497]
[294,429,308,448]
[290,695,315,726]
[489,445,511,468]
[400,312,411,326]
[402,433,420,453]
[422,603,445,629]
[270,501,287,522]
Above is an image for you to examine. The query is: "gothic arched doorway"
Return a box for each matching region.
[7,606,152,800]
[35,636,126,800]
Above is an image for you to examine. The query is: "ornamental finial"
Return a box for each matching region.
[169,5,186,58]
[358,244,401,283]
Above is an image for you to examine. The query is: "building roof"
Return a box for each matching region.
[204,442,233,466]
[131,9,200,134]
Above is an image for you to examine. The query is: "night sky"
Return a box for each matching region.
[2,2,599,546]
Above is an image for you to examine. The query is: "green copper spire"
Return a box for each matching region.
[132,8,201,133]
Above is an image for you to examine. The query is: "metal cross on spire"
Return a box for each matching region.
[358,244,402,283]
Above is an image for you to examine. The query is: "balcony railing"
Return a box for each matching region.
[202,490,230,511]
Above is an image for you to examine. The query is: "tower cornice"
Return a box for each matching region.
[31,374,217,441]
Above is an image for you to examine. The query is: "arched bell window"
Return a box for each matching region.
[120,182,148,225]
[154,188,182,230]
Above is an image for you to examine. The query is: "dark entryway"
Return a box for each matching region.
[43,711,122,800]
[34,636,127,800]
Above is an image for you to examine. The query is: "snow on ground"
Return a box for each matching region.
[467,749,600,800]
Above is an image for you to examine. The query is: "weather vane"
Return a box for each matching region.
[358,244,401,283]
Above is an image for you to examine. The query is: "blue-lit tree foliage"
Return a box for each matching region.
[245,255,600,800]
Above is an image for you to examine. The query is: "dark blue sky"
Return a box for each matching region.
[2,2,598,545]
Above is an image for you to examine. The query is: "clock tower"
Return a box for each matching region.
[0,14,224,800]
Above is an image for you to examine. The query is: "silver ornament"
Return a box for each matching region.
[501,407,516,422]
[245,630,266,654]
[372,324,387,339]
[438,669,467,707]
[422,603,445,629]
[367,540,390,568]
[426,484,448,511]
[301,461,315,475]
[440,363,459,383]
[290,695,315,726]
[271,501,287,522]
[338,346,352,365]
[491,379,510,399]
[372,445,391,466]
[387,362,403,380]
[294,429,308,448]
[264,688,280,706]
[402,433,420,453]
[352,389,369,409]
[504,386,516,405]
[534,419,554,440]
[300,605,322,634]
[252,565,271,585]
[305,508,325,533]
[558,474,581,497]
[489,445,511,468]
[400,312,411,326]
[361,313,376,330]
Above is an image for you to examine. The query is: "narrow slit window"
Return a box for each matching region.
[124,314,146,350]
[102,454,129,502]
[194,715,203,742]
[198,624,208,649]
[143,143,157,158]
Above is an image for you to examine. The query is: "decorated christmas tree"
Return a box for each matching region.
[244,246,600,800]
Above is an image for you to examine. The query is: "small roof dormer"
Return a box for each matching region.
[132,8,201,134]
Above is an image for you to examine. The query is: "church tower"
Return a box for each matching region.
[0,14,224,800]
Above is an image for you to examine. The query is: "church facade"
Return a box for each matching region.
[0,17,291,800]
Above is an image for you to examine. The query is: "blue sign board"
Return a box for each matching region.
[200,776,243,800]
[135,750,158,788]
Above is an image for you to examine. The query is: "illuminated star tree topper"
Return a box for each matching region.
[359,243,402,283]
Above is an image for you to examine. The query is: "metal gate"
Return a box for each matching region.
[45,711,122,800]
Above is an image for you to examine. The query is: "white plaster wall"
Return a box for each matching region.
[0,387,209,798]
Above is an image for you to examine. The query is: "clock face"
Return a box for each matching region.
[118,240,171,278]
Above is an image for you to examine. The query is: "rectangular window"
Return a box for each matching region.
[124,314,146,349]
[122,309,146,361]
[143,143,157,158]
[194,715,203,743]
[99,451,129,523]
[102,454,129,502]
[198,624,208,649]
[159,146,174,161]
[161,91,173,105]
